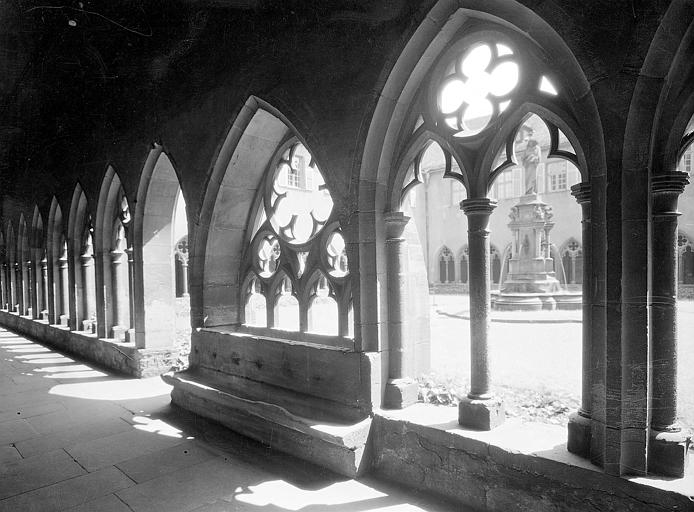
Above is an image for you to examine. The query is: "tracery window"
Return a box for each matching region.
[242,139,351,343]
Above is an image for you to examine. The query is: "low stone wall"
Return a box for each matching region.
[0,310,177,377]
[370,406,693,512]
[189,328,377,422]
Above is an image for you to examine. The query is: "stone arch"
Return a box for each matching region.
[47,197,67,325]
[678,230,694,284]
[0,230,6,310]
[437,245,455,283]
[68,183,96,331]
[358,0,604,354]
[30,206,45,319]
[133,145,186,349]
[458,246,469,284]
[17,214,30,316]
[95,166,132,340]
[197,97,297,329]
[5,223,16,312]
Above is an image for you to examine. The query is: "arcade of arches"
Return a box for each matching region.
[0,2,693,510]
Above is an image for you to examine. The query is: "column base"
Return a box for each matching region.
[458,395,505,431]
[82,319,97,334]
[383,378,419,409]
[567,411,591,458]
[112,325,128,342]
[648,428,691,477]
[59,314,69,327]
[125,328,137,344]
[40,311,49,322]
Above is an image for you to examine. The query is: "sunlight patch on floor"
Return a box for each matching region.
[234,480,389,511]
[49,376,172,400]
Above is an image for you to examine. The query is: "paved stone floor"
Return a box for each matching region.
[0,328,462,512]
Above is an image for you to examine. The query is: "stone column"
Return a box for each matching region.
[80,250,96,332]
[26,261,34,317]
[179,257,190,298]
[58,248,69,326]
[125,245,136,343]
[13,262,19,312]
[40,257,48,320]
[568,183,592,457]
[111,248,127,341]
[649,172,691,477]
[458,197,504,430]
[383,212,418,408]
[1,263,6,310]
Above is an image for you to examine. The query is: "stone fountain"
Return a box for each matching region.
[493,134,581,311]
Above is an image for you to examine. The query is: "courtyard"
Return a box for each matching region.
[426,294,694,428]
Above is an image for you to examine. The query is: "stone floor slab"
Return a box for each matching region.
[14,417,134,458]
[115,440,218,484]
[0,417,40,445]
[0,449,86,500]
[66,493,133,512]
[0,445,21,464]
[66,428,186,472]
[0,465,134,512]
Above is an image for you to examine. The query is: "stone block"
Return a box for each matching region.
[648,429,691,477]
[164,370,372,478]
[458,396,505,431]
[383,378,419,409]
[567,412,591,457]
[112,326,127,342]
[59,314,69,327]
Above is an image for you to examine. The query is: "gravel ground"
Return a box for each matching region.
[427,294,694,427]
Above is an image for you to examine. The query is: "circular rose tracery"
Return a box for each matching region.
[437,42,519,138]
[268,143,333,245]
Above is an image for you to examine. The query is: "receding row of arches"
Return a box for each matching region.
[0,149,188,350]
[436,240,583,285]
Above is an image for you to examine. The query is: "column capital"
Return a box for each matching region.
[652,171,689,217]
[570,182,591,204]
[651,171,689,195]
[460,197,497,216]
[384,211,410,240]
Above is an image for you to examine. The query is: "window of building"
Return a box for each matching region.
[547,160,567,191]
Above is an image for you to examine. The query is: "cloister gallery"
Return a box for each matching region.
[0,1,693,510]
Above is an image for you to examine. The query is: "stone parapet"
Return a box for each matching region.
[0,310,176,377]
[164,369,372,478]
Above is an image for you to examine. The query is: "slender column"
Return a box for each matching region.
[383,212,418,409]
[13,262,19,312]
[40,257,48,320]
[568,183,592,457]
[81,251,96,331]
[125,245,136,342]
[458,198,504,430]
[0,263,6,309]
[26,261,34,317]
[649,172,691,477]
[111,248,127,340]
[58,249,69,325]
[180,258,190,298]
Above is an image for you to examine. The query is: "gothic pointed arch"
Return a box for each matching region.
[5,222,16,312]
[133,144,187,349]
[95,166,132,340]
[30,205,45,319]
[47,197,67,324]
[17,214,30,316]
[68,183,96,332]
